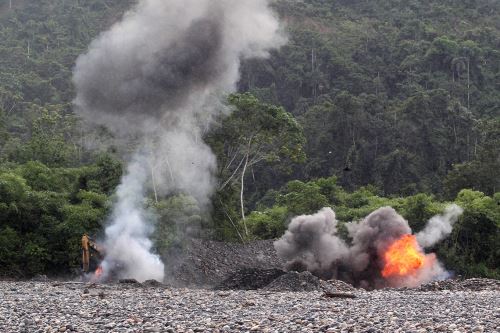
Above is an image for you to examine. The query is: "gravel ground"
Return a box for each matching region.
[1,280,499,333]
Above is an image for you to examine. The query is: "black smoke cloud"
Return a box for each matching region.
[75,17,224,122]
[73,0,286,282]
[275,206,463,289]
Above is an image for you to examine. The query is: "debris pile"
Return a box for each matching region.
[216,268,357,293]
[216,268,286,290]
[418,278,500,292]
[165,239,283,287]
[264,271,329,292]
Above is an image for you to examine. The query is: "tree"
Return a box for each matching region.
[444,118,500,197]
[209,93,305,236]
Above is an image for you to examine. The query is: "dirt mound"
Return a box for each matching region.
[264,271,325,292]
[142,279,164,287]
[264,271,356,292]
[216,268,286,290]
[321,279,357,292]
[418,278,500,292]
[215,269,357,293]
[164,239,283,287]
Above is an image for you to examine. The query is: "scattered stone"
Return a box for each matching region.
[118,278,140,284]
[322,291,356,299]
[0,277,498,332]
[242,300,256,307]
[418,278,500,292]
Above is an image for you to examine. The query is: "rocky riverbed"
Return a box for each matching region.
[1,280,499,333]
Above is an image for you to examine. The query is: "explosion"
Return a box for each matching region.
[381,235,425,278]
[275,205,463,289]
[73,0,286,282]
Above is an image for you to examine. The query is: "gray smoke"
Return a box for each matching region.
[275,206,462,289]
[73,0,286,281]
[274,208,349,278]
[346,207,412,275]
[416,204,463,248]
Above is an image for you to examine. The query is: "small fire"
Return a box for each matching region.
[381,234,425,278]
[91,266,104,282]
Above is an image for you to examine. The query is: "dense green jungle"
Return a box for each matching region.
[0,0,498,279]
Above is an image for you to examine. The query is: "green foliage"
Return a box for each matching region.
[437,190,500,278]
[0,161,111,277]
[277,180,328,216]
[208,93,305,238]
[151,195,202,254]
[239,0,500,195]
[444,118,500,197]
[246,206,289,239]
[398,194,444,232]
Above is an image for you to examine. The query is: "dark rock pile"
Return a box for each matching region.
[142,279,164,287]
[215,268,357,293]
[418,278,500,292]
[216,268,286,290]
[164,239,283,287]
[264,271,328,292]
[321,279,357,292]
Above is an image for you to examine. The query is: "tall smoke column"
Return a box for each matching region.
[73,0,286,281]
[101,154,164,282]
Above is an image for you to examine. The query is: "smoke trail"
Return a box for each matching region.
[416,204,463,248]
[100,154,164,282]
[275,205,463,289]
[73,0,286,281]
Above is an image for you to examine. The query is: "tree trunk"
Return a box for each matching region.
[240,152,249,236]
[467,58,470,110]
[219,199,244,243]
[150,161,158,204]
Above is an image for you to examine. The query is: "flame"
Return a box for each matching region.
[381,234,425,278]
[91,265,104,282]
[95,266,103,277]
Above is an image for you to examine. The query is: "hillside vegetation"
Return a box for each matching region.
[0,0,498,278]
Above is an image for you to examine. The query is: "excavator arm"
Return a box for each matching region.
[81,234,103,273]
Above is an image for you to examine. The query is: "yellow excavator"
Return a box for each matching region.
[81,234,104,274]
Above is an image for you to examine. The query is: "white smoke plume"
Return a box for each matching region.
[73,0,286,281]
[275,205,463,289]
[101,154,164,282]
[416,204,463,248]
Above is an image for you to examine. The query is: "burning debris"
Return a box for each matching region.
[275,205,463,289]
[73,0,285,282]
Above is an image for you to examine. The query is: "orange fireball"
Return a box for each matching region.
[381,234,425,278]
